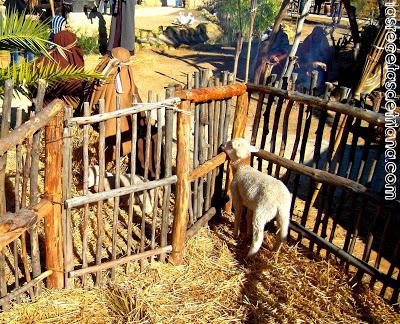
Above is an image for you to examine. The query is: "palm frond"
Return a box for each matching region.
[0,10,54,57]
[0,60,103,97]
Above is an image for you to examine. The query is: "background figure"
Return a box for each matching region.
[50,8,66,42]
[313,0,323,15]
[107,0,135,54]
[37,30,85,107]
[88,47,160,177]
[294,26,334,94]
[331,0,342,23]
[253,25,290,84]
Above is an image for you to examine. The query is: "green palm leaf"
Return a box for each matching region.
[0,60,103,97]
[0,10,54,57]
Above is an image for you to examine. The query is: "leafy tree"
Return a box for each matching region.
[209,0,282,42]
[0,11,101,97]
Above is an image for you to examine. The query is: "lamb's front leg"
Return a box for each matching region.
[231,184,243,238]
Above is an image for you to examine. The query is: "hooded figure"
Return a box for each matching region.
[107,0,135,54]
[37,30,85,107]
[295,26,334,93]
[253,25,290,84]
[89,47,160,178]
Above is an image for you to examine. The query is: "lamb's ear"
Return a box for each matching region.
[249,145,259,153]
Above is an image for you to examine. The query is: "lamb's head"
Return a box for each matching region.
[223,138,258,162]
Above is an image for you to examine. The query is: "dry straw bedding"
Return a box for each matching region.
[0,225,399,324]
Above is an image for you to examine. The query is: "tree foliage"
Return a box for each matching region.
[208,0,282,42]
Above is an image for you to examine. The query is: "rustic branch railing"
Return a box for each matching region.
[247,84,390,126]
[247,81,399,303]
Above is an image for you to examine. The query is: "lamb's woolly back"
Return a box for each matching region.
[224,138,292,257]
[232,165,291,211]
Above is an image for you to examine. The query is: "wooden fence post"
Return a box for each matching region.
[0,79,13,216]
[44,109,65,288]
[224,91,249,214]
[170,100,191,265]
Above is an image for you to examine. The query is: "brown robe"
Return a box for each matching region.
[38,30,86,107]
[89,47,159,178]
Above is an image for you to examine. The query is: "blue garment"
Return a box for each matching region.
[24,51,34,62]
[51,15,66,34]
[11,50,19,66]
[10,50,34,66]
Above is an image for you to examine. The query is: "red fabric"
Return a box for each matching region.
[51,30,84,69]
[38,30,85,106]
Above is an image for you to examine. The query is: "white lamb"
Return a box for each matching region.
[223,138,291,257]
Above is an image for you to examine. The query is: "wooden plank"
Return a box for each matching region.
[67,98,181,126]
[69,246,172,278]
[96,99,106,284]
[111,96,122,281]
[268,78,288,175]
[205,94,215,210]
[188,152,227,182]
[0,270,53,306]
[275,100,294,178]
[257,74,277,171]
[44,109,64,289]
[186,207,217,239]
[29,80,46,295]
[151,104,163,259]
[250,91,266,146]
[254,150,399,208]
[290,221,399,290]
[21,130,33,299]
[13,108,23,302]
[62,106,74,289]
[0,79,13,215]
[127,98,138,267]
[0,80,12,309]
[170,100,191,265]
[66,176,177,209]
[175,83,247,103]
[160,89,174,262]
[246,84,389,126]
[0,199,52,250]
[82,102,90,287]
[193,73,200,222]
[0,99,65,157]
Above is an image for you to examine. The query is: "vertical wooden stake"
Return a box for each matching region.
[224,92,249,214]
[233,32,243,81]
[244,1,257,83]
[170,100,191,265]
[44,109,65,289]
[0,79,13,216]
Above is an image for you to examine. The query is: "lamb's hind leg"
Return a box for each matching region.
[247,208,275,258]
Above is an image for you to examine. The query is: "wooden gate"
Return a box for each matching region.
[62,96,180,288]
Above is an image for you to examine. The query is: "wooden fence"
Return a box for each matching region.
[0,80,65,309]
[245,80,400,303]
[0,70,398,308]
